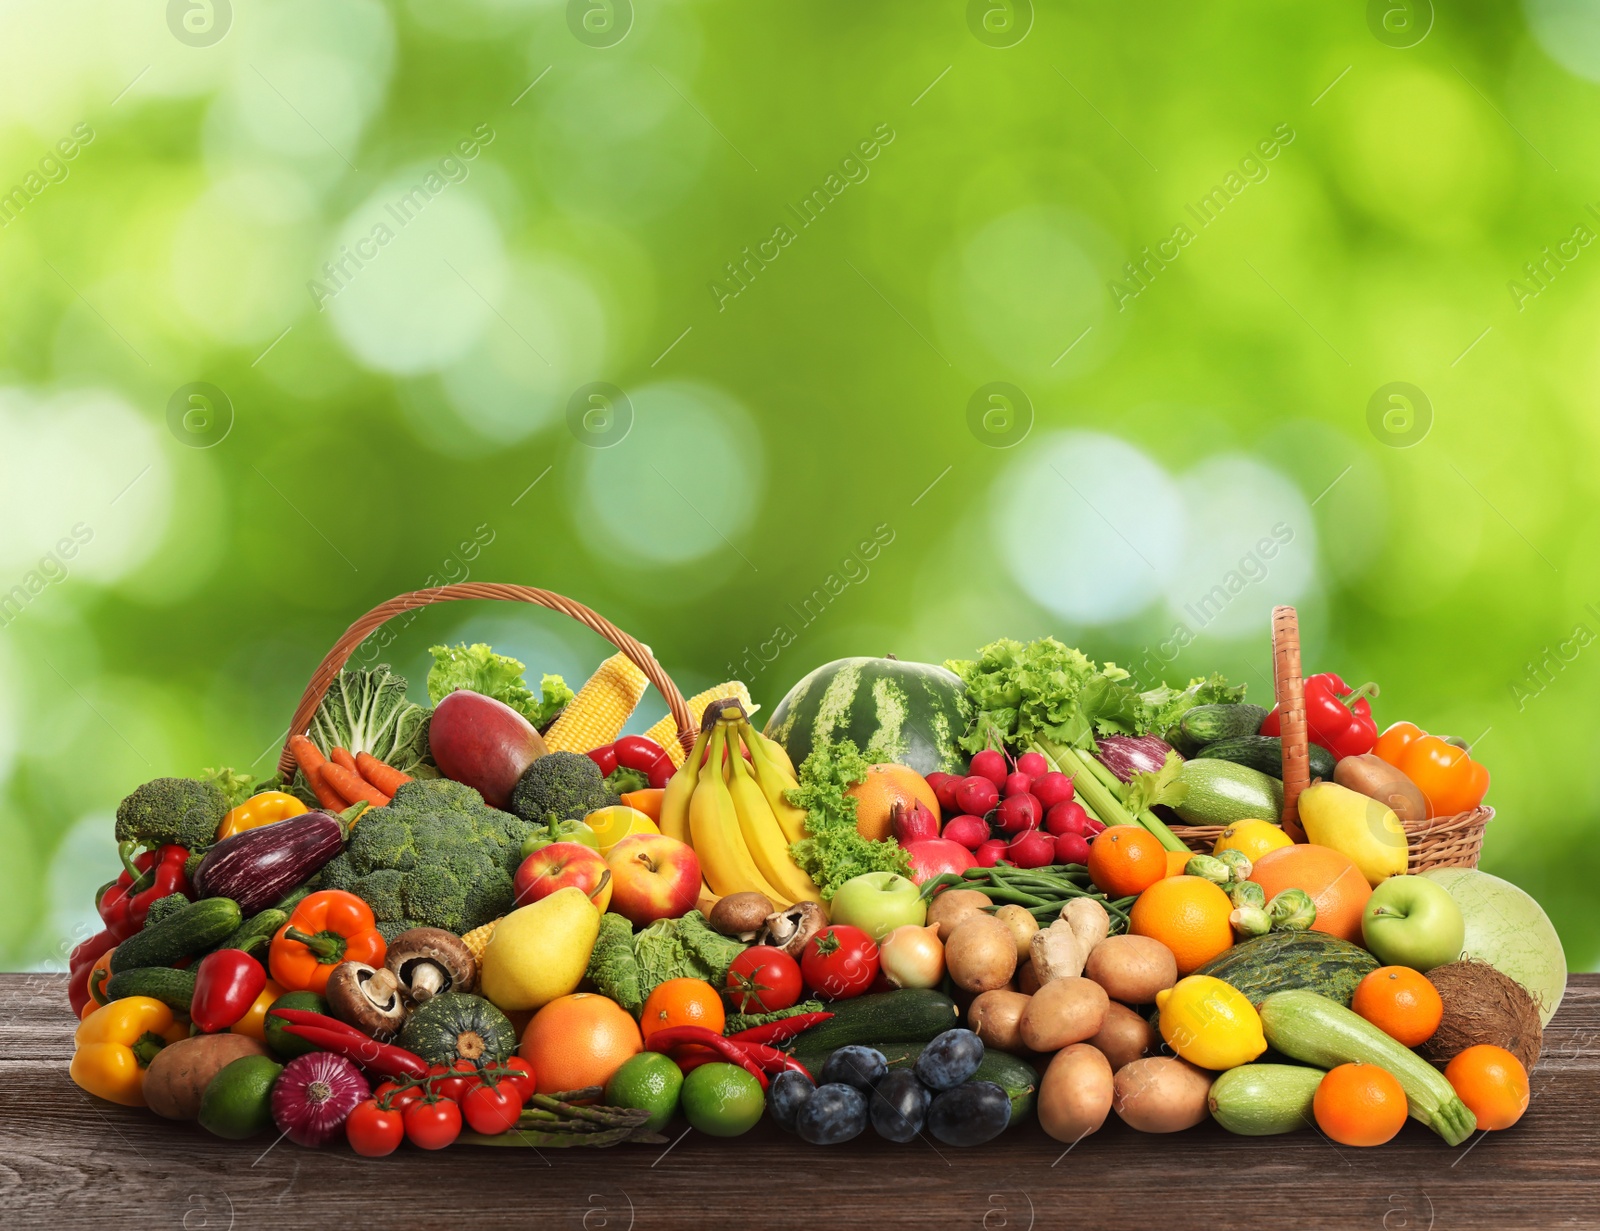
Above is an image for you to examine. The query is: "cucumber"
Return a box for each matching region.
[792,1042,1038,1125]
[1173,759,1284,826]
[1208,1063,1324,1135]
[215,907,288,957]
[1178,703,1269,752]
[1195,932,1378,1007]
[1259,990,1478,1145]
[785,990,959,1053]
[1194,736,1336,783]
[104,966,198,1013]
[110,897,242,973]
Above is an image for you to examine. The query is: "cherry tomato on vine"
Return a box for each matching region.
[428,1059,480,1103]
[725,945,803,1014]
[346,1098,405,1157]
[462,1081,525,1135]
[404,1098,462,1150]
[496,1056,537,1102]
[800,925,880,1000]
[373,1080,422,1109]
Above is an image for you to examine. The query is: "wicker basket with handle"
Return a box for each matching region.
[275,583,698,780]
[1167,604,1492,874]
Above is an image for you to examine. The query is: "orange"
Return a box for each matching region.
[1087,825,1169,897]
[1128,876,1234,974]
[519,993,642,1094]
[1351,966,1444,1047]
[1314,1062,1408,1146]
[847,763,939,841]
[1445,1045,1530,1131]
[639,977,726,1044]
[1164,849,1194,878]
[1248,844,1371,944]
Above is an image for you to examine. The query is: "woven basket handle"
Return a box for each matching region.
[276,583,695,780]
[1273,605,1311,842]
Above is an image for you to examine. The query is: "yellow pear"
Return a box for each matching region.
[479,886,600,1012]
[1298,780,1408,887]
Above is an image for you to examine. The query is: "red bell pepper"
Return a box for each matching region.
[68,929,119,1016]
[1260,673,1379,760]
[98,843,192,941]
[589,736,675,789]
[190,949,268,1033]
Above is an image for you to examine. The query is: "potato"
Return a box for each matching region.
[1038,1043,1114,1144]
[969,989,1032,1052]
[1112,1057,1213,1133]
[928,889,993,943]
[1019,975,1109,1052]
[1016,958,1041,996]
[993,904,1039,960]
[1087,1001,1156,1072]
[1084,935,1179,1005]
[945,914,1018,992]
[1334,753,1428,823]
[144,1034,270,1121]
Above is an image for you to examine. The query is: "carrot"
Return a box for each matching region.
[289,736,347,811]
[620,788,665,822]
[331,747,358,774]
[355,752,412,796]
[320,762,391,808]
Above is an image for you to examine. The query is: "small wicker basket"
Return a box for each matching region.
[1166,605,1492,874]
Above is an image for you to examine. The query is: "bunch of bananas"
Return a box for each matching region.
[658,701,821,907]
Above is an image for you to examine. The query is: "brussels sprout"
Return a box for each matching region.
[1185,855,1232,886]
[1229,880,1266,911]
[1267,888,1317,932]
[1230,905,1272,937]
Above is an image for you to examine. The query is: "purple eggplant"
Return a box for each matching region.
[1094,734,1179,783]
[194,811,345,913]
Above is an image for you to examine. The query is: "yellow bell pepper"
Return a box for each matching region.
[217,791,307,840]
[229,978,285,1043]
[71,996,188,1106]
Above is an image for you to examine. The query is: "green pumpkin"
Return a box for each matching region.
[399,992,516,1065]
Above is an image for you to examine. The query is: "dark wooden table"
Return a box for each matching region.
[3,974,1596,1230]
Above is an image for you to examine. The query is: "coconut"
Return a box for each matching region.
[1420,958,1543,1072]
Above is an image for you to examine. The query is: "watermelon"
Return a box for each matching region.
[763,657,970,777]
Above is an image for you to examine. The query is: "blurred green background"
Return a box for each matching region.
[3,0,1597,974]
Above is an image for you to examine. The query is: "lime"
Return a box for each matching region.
[680,1062,765,1137]
[198,1055,283,1139]
[604,1051,683,1133]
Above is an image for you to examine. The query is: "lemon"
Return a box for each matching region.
[1155,975,1267,1070]
[1214,819,1293,864]
[584,805,659,854]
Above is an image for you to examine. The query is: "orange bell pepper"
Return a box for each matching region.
[229,978,286,1042]
[1373,721,1490,819]
[269,889,386,994]
[217,790,307,840]
[71,996,188,1106]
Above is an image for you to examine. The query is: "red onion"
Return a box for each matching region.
[1095,734,1178,783]
[272,1052,370,1148]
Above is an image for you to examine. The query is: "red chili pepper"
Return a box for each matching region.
[68,929,119,1016]
[615,735,675,788]
[98,843,192,941]
[645,1026,770,1089]
[1260,673,1380,760]
[727,1012,834,1047]
[587,745,619,776]
[279,1022,429,1080]
[190,949,267,1033]
[733,1038,812,1079]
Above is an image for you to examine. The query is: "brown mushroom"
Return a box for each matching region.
[384,927,477,1003]
[325,962,405,1038]
[709,892,774,941]
[759,901,826,957]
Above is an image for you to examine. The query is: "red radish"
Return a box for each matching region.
[1082,815,1106,837]
[1044,801,1089,837]
[1016,751,1049,781]
[1054,832,1091,865]
[902,838,976,884]
[931,773,963,814]
[1032,772,1075,808]
[1001,771,1034,799]
[996,793,1042,833]
[925,772,952,801]
[969,749,1008,788]
[891,799,940,845]
[1006,829,1055,869]
[974,838,1010,868]
[954,776,999,816]
[941,814,989,850]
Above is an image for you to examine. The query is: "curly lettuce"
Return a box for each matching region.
[426,642,572,729]
[786,738,911,899]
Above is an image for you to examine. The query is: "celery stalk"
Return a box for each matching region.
[1035,739,1187,852]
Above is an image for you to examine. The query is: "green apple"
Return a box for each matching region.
[1362,874,1465,971]
[828,872,927,942]
[521,819,600,858]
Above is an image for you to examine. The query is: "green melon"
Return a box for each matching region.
[1194,931,1379,1007]
[763,657,970,777]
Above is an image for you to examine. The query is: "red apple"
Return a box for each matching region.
[606,833,701,926]
[902,838,976,885]
[429,689,548,809]
[891,798,940,845]
[514,841,611,911]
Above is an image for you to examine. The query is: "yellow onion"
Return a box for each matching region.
[880,923,945,989]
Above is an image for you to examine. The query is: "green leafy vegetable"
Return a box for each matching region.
[199,766,256,810]
[1137,673,1249,745]
[586,911,643,1015]
[1123,752,1189,816]
[632,911,747,1001]
[307,664,431,774]
[427,643,572,729]
[725,1000,827,1036]
[785,738,911,899]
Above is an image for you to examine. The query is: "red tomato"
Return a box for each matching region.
[462,1082,524,1135]
[373,1080,422,1109]
[428,1060,480,1103]
[725,945,803,1014]
[800,925,879,1000]
[404,1099,462,1150]
[346,1098,405,1157]
[496,1056,537,1102]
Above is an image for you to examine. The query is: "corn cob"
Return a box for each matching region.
[542,652,650,753]
[461,918,500,964]
[647,681,755,765]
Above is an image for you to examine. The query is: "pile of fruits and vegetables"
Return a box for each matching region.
[66,631,1567,1154]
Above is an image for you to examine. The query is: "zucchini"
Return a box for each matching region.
[1195,931,1378,1007]
[215,907,288,957]
[786,990,959,1053]
[1258,990,1477,1145]
[1173,759,1284,826]
[1195,736,1336,782]
[793,1042,1038,1125]
[1208,1063,1324,1135]
[1178,703,1269,752]
[110,897,242,973]
[104,966,197,1013]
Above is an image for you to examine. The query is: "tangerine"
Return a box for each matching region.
[1351,966,1444,1047]
[639,977,726,1044]
[1248,844,1371,943]
[1088,825,1169,897]
[1313,1062,1409,1147]
[1445,1044,1530,1131]
[519,993,642,1094]
[1128,876,1234,974]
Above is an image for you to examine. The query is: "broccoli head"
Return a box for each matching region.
[314,777,535,934]
[510,751,618,825]
[143,893,191,929]
[115,777,227,851]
